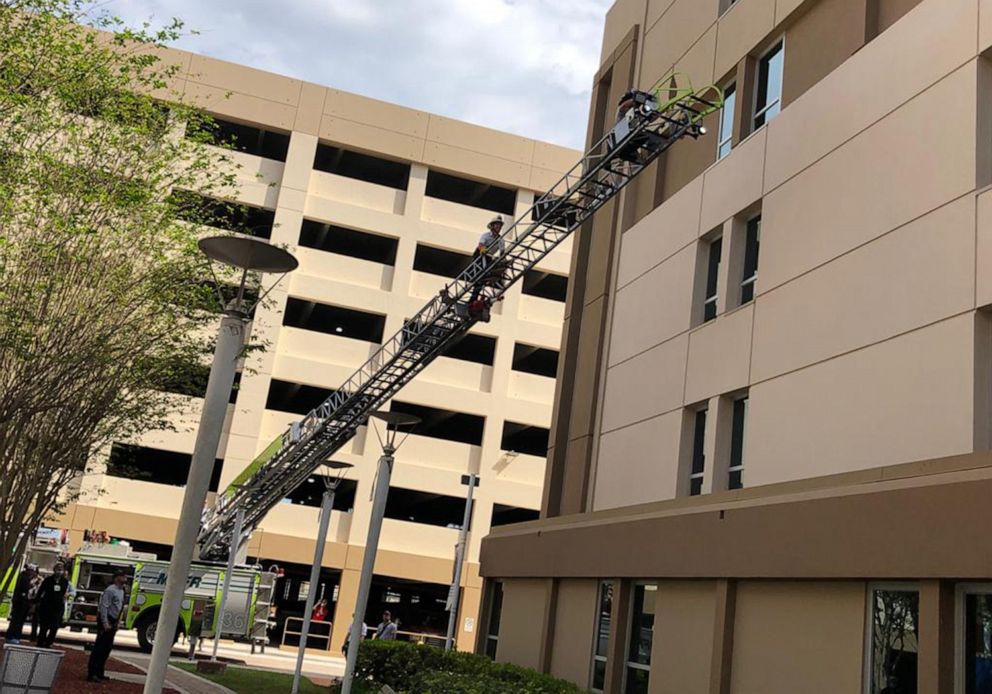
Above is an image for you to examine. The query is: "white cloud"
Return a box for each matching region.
[103,0,612,150]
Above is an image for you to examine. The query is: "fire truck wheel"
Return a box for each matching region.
[135,611,183,653]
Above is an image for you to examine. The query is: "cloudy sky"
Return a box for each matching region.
[103,0,612,150]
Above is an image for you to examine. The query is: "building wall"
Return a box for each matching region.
[483,0,992,690]
[57,45,577,653]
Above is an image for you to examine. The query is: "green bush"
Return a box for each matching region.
[354,640,587,693]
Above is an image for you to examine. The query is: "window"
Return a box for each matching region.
[500,421,550,457]
[728,397,747,490]
[171,190,275,239]
[281,476,357,511]
[282,298,386,343]
[313,144,410,190]
[690,409,707,496]
[867,586,919,694]
[425,170,516,214]
[720,0,740,13]
[265,380,335,416]
[187,117,290,162]
[298,219,398,265]
[384,487,468,528]
[961,587,992,693]
[740,216,760,304]
[512,343,559,378]
[389,401,485,446]
[484,581,504,659]
[717,83,736,159]
[703,237,722,322]
[522,270,568,303]
[413,244,473,279]
[754,42,784,129]
[107,443,223,492]
[624,583,656,694]
[490,504,539,527]
[444,333,497,366]
[590,581,613,693]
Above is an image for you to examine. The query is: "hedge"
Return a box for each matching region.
[354,640,587,694]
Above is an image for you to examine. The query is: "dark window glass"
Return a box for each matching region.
[522,270,568,302]
[625,583,656,694]
[313,144,410,190]
[444,333,496,366]
[965,593,992,694]
[283,476,357,511]
[690,409,706,496]
[729,397,747,490]
[187,117,290,161]
[107,443,223,492]
[390,401,485,446]
[591,581,614,692]
[425,170,516,214]
[717,84,736,159]
[171,190,275,239]
[385,487,467,528]
[741,216,760,305]
[484,580,504,658]
[283,298,386,343]
[869,588,919,694]
[754,42,784,129]
[490,504,539,527]
[704,237,722,322]
[500,421,550,457]
[512,343,559,378]
[299,219,398,265]
[266,380,335,416]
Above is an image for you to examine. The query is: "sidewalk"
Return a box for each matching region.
[110,654,235,694]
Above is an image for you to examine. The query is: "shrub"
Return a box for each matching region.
[354,640,586,693]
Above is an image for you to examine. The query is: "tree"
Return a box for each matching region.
[0,0,248,592]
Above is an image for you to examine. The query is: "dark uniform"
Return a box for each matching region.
[34,573,69,648]
[3,569,34,642]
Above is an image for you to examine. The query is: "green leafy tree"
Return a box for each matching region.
[0,0,247,591]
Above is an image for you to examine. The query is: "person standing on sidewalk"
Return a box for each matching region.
[87,570,126,683]
[4,564,37,644]
[34,562,69,647]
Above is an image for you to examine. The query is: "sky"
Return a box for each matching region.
[102,0,613,150]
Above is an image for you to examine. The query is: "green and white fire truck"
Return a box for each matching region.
[3,537,276,653]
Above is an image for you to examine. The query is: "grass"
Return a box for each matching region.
[172,661,335,694]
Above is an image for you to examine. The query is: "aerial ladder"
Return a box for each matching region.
[196,73,724,562]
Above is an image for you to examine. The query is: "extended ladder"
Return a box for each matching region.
[197,73,724,561]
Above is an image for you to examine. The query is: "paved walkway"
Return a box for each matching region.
[110,654,236,694]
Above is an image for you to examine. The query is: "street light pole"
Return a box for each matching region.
[340,412,418,694]
[444,474,477,651]
[292,462,352,694]
[143,236,297,694]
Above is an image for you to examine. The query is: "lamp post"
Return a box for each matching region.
[444,473,478,651]
[340,411,419,694]
[291,461,353,694]
[143,236,297,694]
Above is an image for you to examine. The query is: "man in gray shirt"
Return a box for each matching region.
[87,569,127,682]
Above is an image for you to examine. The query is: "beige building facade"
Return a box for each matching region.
[55,48,577,652]
[480,0,992,691]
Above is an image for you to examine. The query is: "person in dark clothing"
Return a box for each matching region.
[4,564,37,644]
[87,569,126,683]
[34,562,69,648]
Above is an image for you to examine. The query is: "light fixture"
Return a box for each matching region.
[335,326,344,334]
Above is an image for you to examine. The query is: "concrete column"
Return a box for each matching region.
[917,580,954,694]
[455,583,483,652]
[709,579,737,694]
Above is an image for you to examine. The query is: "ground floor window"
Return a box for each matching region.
[867,585,919,694]
[484,581,504,659]
[624,583,656,694]
[959,585,992,693]
[590,581,613,693]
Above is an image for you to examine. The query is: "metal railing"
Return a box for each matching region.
[279,616,332,651]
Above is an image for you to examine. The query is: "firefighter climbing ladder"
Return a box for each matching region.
[196,73,724,561]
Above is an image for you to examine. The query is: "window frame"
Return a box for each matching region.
[728,396,748,490]
[484,580,504,659]
[717,82,737,160]
[753,39,785,131]
[689,408,707,496]
[863,581,921,694]
[623,582,657,694]
[740,216,761,305]
[703,235,723,323]
[589,580,614,693]
[955,582,992,694]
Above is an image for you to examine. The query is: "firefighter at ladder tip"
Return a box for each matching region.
[435,213,506,322]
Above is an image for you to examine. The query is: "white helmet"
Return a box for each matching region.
[488,215,504,228]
